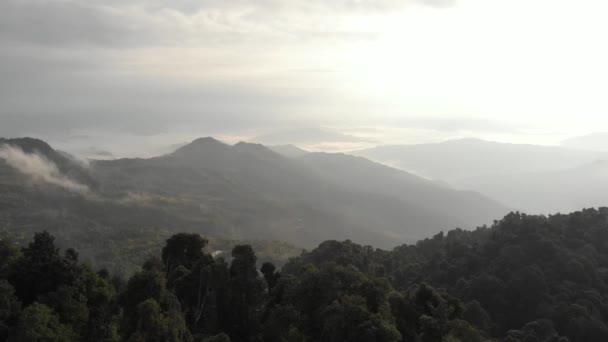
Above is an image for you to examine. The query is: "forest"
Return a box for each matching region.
[3,208,608,342]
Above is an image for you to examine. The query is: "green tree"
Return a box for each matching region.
[9,303,75,342]
[128,299,168,342]
[228,245,265,341]
[9,231,79,305]
[0,240,19,278]
[162,233,210,273]
[120,266,166,337]
[0,280,21,340]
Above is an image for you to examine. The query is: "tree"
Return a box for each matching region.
[39,285,89,335]
[128,299,167,342]
[260,262,280,290]
[320,295,401,342]
[162,233,210,273]
[120,267,166,337]
[9,303,75,342]
[228,245,265,341]
[9,231,79,305]
[0,240,19,278]
[128,298,193,342]
[0,280,20,340]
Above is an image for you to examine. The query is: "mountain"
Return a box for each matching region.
[456,159,608,214]
[269,144,309,158]
[298,152,508,229]
[562,132,608,151]
[354,138,608,182]
[0,137,508,270]
[0,138,302,273]
[354,138,608,213]
[90,138,509,246]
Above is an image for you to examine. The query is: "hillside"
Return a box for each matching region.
[269,144,310,158]
[298,152,507,230]
[91,138,509,246]
[0,138,303,274]
[282,208,608,342]
[0,137,508,268]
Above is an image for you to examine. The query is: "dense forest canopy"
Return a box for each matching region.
[2,208,608,341]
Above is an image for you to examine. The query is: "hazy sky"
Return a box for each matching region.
[1,0,607,155]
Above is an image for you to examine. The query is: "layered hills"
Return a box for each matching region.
[0,137,509,272]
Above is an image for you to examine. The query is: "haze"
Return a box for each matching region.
[2,0,608,156]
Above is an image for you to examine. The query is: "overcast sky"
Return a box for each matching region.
[1,0,607,156]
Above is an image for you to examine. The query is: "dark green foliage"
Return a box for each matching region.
[0,241,18,279]
[201,333,231,342]
[0,280,20,340]
[4,209,608,341]
[120,265,166,337]
[9,303,76,342]
[227,246,266,341]
[162,234,210,273]
[260,263,280,290]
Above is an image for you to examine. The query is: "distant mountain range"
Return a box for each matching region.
[0,137,509,256]
[561,132,608,151]
[455,159,608,214]
[354,138,608,214]
[91,137,509,246]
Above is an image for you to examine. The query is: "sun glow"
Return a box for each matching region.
[339,0,608,141]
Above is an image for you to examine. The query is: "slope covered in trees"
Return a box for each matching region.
[3,208,608,341]
[91,137,508,246]
[0,137,508,265]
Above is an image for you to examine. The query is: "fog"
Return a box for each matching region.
[0,144,90,194]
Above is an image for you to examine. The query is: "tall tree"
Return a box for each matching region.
[228,245,265,341]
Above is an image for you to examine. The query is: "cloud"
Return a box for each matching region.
[0,0,453,48]
[388,117,526,134]
[0,0,457,148]
[252,126,376,146]
[0,1,141,48]
[0,144,90,194]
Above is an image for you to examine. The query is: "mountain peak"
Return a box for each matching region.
[234,141,264,148]
[234,141,274,152]
[189,137,225,146]
[171,137,230,157]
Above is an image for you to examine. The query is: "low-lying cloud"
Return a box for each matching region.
[0,144,90,195]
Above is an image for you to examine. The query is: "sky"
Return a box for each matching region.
[1,0,608,156]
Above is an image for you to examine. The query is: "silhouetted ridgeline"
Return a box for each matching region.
[2,208,608,341]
